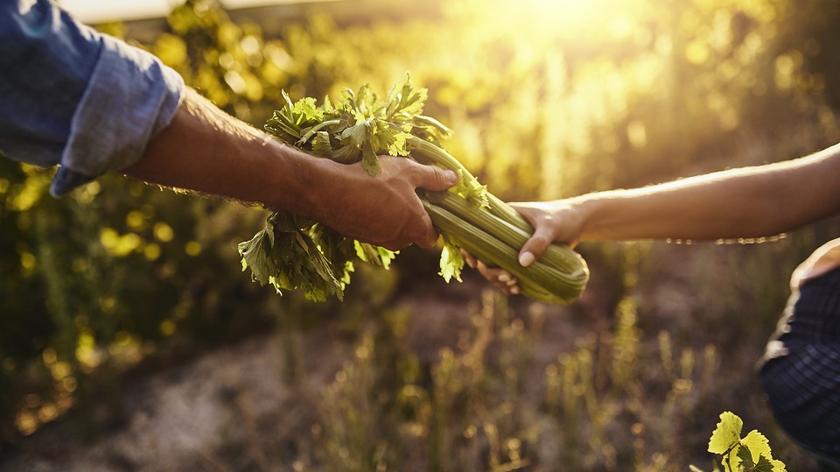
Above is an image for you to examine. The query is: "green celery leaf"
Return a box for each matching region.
[237,225,276,286]
[451,169,489,208]
[361,141,380,176]
[311,131,333,157]
[353,241,397,269]
[385,131,410,157]
[341,120,368,148]
[292,97,324,124]
[439,235,464,283]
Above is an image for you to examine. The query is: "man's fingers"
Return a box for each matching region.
[519,225,555,267]
[411,162,458,191]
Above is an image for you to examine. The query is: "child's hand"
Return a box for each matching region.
[462,199,587,293]
[462,250,519,294]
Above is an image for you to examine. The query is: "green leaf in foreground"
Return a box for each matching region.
[708,411,743,454]
[700,411,786,472]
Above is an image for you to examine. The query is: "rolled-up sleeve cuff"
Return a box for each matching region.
[50,34,184,197]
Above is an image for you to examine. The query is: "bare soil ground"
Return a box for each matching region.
[0,245,823,471]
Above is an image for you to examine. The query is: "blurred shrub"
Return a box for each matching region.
[311,290,727,471]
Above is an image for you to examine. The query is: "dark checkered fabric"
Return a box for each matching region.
[759,267,840,463]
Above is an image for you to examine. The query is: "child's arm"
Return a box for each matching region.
[467,143,840,290]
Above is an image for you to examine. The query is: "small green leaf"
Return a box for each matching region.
[237,225,276,286]
[353,241,396,269]
[341,120,368,148]
[311,131,333,157]
[736,445,754,470]
[741,430,772,466]
[752,455,775,472]
[450,168,489,208]
[292,97,323,123]
[361,142,380,176]
[323,94,334,113]
[708,412,743,454]
[386,131,410,157]
[439,236,463,283]
[375,246,397,269]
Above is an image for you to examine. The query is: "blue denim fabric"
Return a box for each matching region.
[0,0,183,196]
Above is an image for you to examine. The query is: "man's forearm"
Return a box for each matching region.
[122,88,456,249]
[575,143,840,241]
[124,88,328,216]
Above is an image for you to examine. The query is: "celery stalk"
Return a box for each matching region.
[427,192,588,279]
[423,202,580,303]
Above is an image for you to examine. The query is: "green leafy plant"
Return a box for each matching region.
[690,411,787,472]
[238,76,589,303]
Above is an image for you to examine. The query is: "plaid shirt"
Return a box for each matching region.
[760,266,840,462]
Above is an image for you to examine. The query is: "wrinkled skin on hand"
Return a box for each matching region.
[312,155,458,251]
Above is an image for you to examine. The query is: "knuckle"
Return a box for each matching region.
[428,166,444,184]
[531,235,550,247]
[400,158,420,175]
[541,214,557,227]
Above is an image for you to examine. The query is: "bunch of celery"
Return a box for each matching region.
[238,76,589,303]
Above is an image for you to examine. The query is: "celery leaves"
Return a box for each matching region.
[241,75,445,301]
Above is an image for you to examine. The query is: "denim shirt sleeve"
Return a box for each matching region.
[0,0,184,197]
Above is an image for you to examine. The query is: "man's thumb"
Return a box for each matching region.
[518,225,554,267]
[413,164,458,191]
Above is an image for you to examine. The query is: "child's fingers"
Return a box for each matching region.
[476,260,504,282]
[461,249,478,269]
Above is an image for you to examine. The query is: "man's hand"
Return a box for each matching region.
[464,199,588,294]
[125,89,457,251]
[310,156,458,250]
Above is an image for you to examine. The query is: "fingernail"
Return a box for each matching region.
[445,170,458,184]
[498,273,510,282]
[511,286,520,295]
[519,251,535,267]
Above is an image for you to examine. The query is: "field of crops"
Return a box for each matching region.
[2,0,840,470]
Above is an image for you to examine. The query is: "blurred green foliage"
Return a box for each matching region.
[2,0,840,468]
